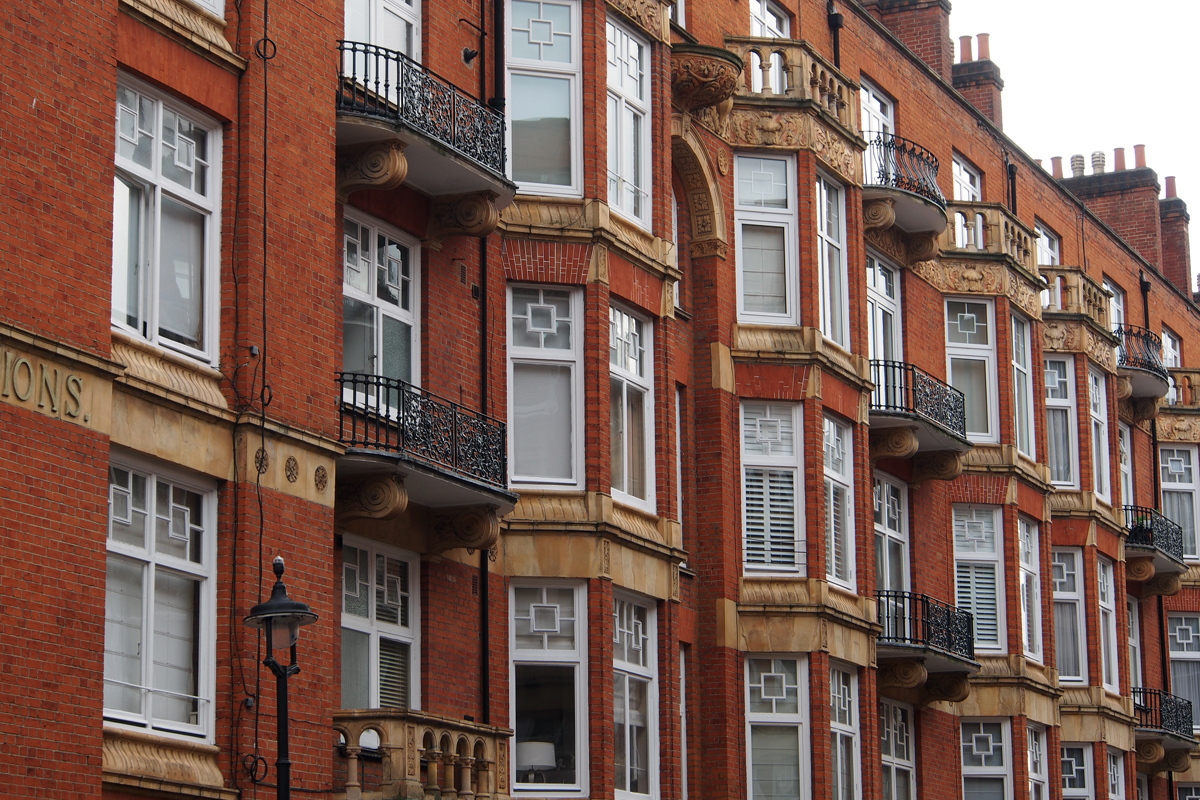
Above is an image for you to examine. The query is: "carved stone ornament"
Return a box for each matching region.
[1165,748,1193,774]
[671,124,728,259]
[878,659,927,690]
[336,140,408,203]
[1144,572,1182,597]
[607,0,666,41]
[1157,414,1200,443]
[335,474,408,523]
[1132,397,1162,423]
[864,226,908,265]
[729,109,807,149]
[907,232,939,263]
[103,728,229,794]
[1125,557,1156,583]
[425,191,500,250]
[1042,320,1080,353]
[921,672,970,705]
[870,427,919,464]
[429,506,500,555]
[1136,740,1166,765]
[670,44,744,113]
[912,451,963,485]
[809,119,860,184]
[690,238,728,259]
[863,198,896,231]
[912,258,1042,320]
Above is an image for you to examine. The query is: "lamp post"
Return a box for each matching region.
[244,556,318,800]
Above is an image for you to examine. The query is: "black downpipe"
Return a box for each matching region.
[1007,162,1018,214]
[827,2,844,69]
[477,0,492,728]
[490,0,505,113]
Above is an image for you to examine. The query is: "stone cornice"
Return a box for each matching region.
[911,256,1045,319]
[118,0,246,73]
[730,324,872,393]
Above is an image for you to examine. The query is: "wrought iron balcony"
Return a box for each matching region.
[877,590,976,664]
[1121,505,1186,567]
[1116,324,1170,398]
[334,708,513,800]
[863,133,945,209]
[337,373,507,491]
[868,360,970,451]
[1133,687,1196,742]
[336,40,510,194]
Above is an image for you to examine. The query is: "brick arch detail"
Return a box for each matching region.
[671,116,728,259]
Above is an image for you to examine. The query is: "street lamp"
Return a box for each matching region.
[244,556,318,800]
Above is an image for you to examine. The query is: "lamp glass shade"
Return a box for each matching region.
[269,618,300,650]
[516,741,557,771]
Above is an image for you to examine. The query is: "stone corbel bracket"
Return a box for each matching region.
[1143,572,1182,597]
[335,474,408,524]
[336,140,408,203]
[429,506,500,556]
[878,658,927,691]
[425,191,501,251]
[911,450,964,486]
[863,219,940,267]
[869,427,919,464]
[1125,557,1156,583]
[1140,747,1192,774]
[921,672,970,705]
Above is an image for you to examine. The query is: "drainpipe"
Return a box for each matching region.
[827,1,844,69]
[490,0,505,114]
[1007,162,1018,215]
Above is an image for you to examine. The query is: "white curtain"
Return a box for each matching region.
[750,726,800,800]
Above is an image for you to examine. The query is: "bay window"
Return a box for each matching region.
[104,459,215,738]
[817,174,848,348]
[1012,315,1035,457]
[746,656,807,800]
[1108,749,1126,800]
[742,402,802,573]
[946,299,997,443]
[113,78,221,363]
[1019,518,1041,661]
[509,286,581,485]
[1168,615,1200,730]
[1053,548,1087,683]
[961,720,1009,800]
[1089,369,1111,500]
[1098,557,1119,692]
[829,665,859,800]
[880,699,915,800]
[1165,326,1181,404]
[735,155,796,324]
[1028,725,1048,800]
[824,416,854,587]
[1161,446,1199,558]
[607,19,651,227]
[954,506,1003,652]
[614,596,656,799]
[1062,744,1093,799]
[1044,357,1077,487]
[610,305,654,509]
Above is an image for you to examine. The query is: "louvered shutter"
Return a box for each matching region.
[378,637,409,709]
[744,467,796,567]
[956,562,999,647]
[826,480,847,581]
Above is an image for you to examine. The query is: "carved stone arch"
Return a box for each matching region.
[671,113,729,260]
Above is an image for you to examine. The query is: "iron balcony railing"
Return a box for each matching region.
[862,132,947,210]
[337,373,507,489]
[869,360,967,439]
[1133,687,1196,740]
[1116,324,1168,382]
[877,590,976,662]
[1121,505,1186,564]
[337,41,506,177]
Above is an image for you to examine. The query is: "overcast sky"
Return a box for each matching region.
[946,0,1199,286]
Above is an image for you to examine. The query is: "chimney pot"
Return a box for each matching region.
[959,35,973,63]
[1114,148,1126,171]
[977,33,990,60]
[1035,159,1043,168]
[1070,154,1085,178]
[1134,144,1147,169]
[1092,151,1106,175]
[1166,176,1178,198]
[1051,156,1063,179]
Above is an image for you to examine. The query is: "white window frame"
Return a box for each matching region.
[342,211,421,389]
[1034,220,1060,266]
[1128,597,1142,688]
[113,76,222,365]
[506,0,582,196]
[954,505,1005,653]
[859,78,894,137]
[1109,751,1127,800]
[817,173,849,349]
[1053,548,1088,684]
[607,19,651,228]
[103,455,216,740]
[340,534,421,712]
[824,415,855,589]
[675,387,684,521]
[829,663,860,800]
[748,0,788,93]
[1164,326,1181,405]
[613,594,657,800]
[1119,423,1133,506]
[745,655,809,800]
[610,304,655,512]
[1019,517,1042,662]
[961,720,1010,799]
[953,155,982,202]
[880,698,916,800]
[1045,356,1079,488]
[508,285,584,487]
[1062,743,1093,799]
[1090,369,1111,501]
[873,473,909,594]
[1012,314,1036,458]
[1028,725,1048,800]
[1098,557,1120,692]
[866,251,902,362]
[946,298,999,443]
[1161,445,1200,559]
[735,154,798,325]
[1104,278,1126,330]
[668,0,684,27]
[511,581,589,795]
[741,402,803,574]
[1136,773,1147,800]
[679,647,688,800]
[343,0,420,59]
[1169,615,1200,732]
[1181,783,1200,800]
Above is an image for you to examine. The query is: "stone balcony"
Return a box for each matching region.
[1132,687,1197,775]
[722,35,857,130]
[875,590,978,705]
[861,133,948,235]
[940,201,1038,276]
[334,708,512,800]
[1115,324,1170,400]
[867,360,970,481]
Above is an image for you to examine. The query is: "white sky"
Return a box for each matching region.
[947,0,1200,286]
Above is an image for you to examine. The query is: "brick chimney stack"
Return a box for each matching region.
[952,34,1003,128]
[1161,177,1193,297]
[861,0,954,82]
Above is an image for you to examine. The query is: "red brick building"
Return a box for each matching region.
[2,0,1199,797]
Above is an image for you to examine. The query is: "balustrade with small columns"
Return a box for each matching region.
[723,36,857,129]
[940,201,1037,273]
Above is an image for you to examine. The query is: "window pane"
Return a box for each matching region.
[341,628,370,709]
[1163,490,1197,556]
[950,357,989,435]
[152,568,200,725]
[104,556,144,715]
[112,175,143,331]
[1172,660,1200,727]
[515,664,576,784]
[511,75,572,185]
[738,157,788,208]
[947,301,990,344]
[513,363,573,480]
[751,725,800,800]
[343,296,376,374]
[626,386,647,499]
[157,198,205,349]
[963,777,1005,800]
[742,225,787,314]
[1047,408,1073,483]
[1055,602,1083,679]
[381,315,412,384]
